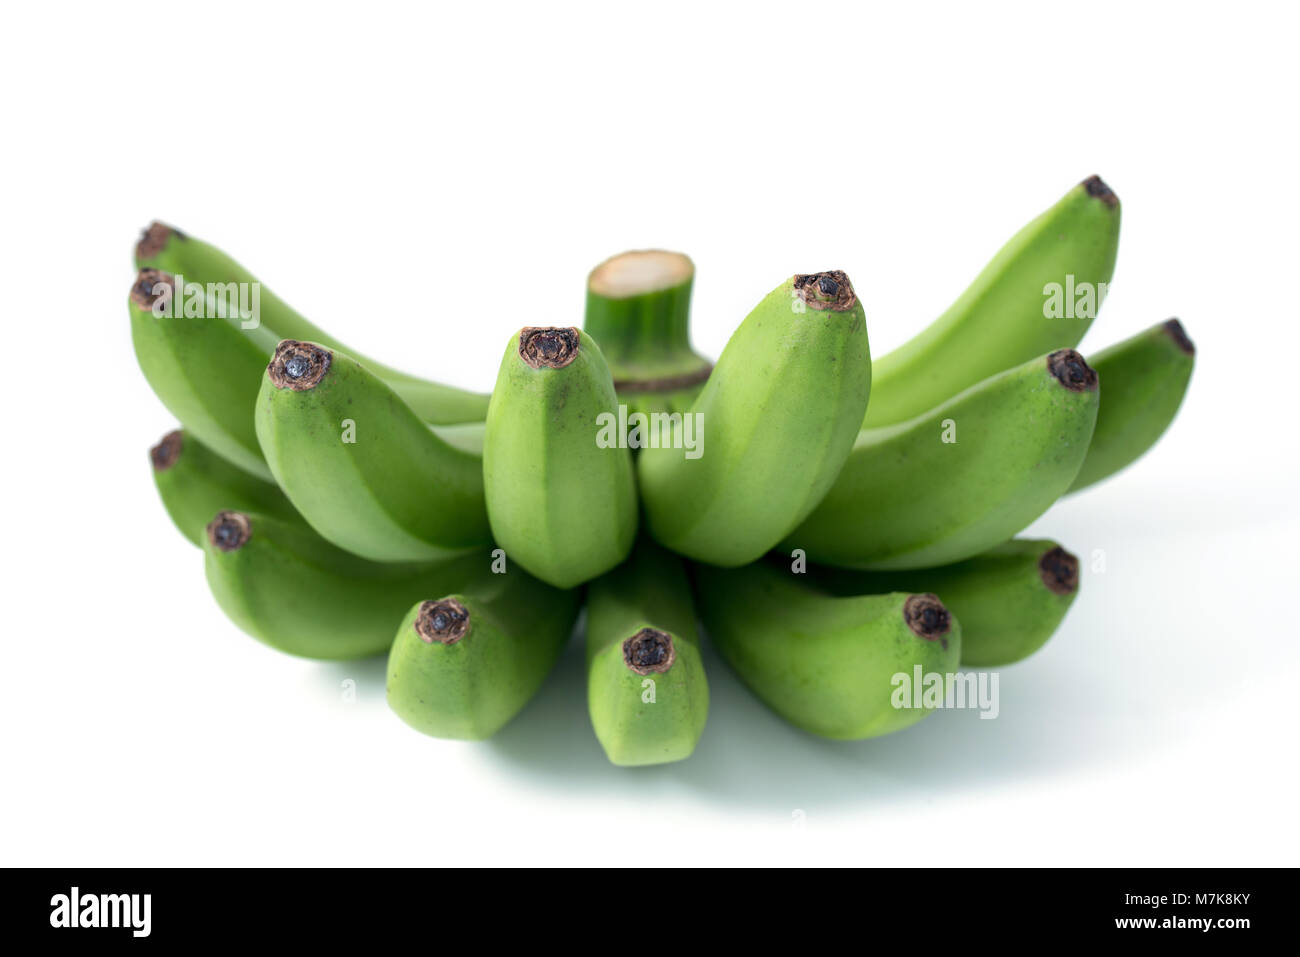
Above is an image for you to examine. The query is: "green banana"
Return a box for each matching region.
[864,176,1120,428]
[386,567,580,740]
[202,510,491,660]
[254,340,491,563]
[130,269,278,479]
[583,249,712,417]
[150,429,298,546]
[807,539,1080,666]
[638,271,872,567]
[586,539,709,766]
[786,349,1100,570]
[693,559,960,740]
[136,222,490,424]
[482,327,638,588]
[1070,319,1195,492]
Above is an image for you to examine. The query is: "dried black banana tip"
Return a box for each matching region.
[1038,546,1080,595]
[207,510,251,552]
[793,270,857,311]
[904,593,952,641]
[415,599,471,645]
[1048,349,1099,392]
[136,221,181,259]
[150,430,183,472]
[130,267,173,310]
[1081,174,1119,208]
[268,340,332,391]
[519,327,580,369]
[622,628,676,675]
[1163,318,1196,356]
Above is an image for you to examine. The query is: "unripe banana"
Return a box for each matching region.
[386,571,580,740]
[808,539,1080,666]
[482,327,637,588]
[786,349,1100,570]
[865,176,1120,428]
[136,223,489,424]
[638,271,872,567]
[1070,319,1195,492]
[693,560,960,740]
[202,510,491,660]
[586,539,709,766]
[255,340,491,563]
[130,269,277,478]
[584,250,713,417]
[150,429,298,546]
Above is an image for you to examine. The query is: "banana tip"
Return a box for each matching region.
[131,268,173,310]
[1163,318,1195,356]
[1038,546,1080,595]
[904,594,952,646]
[207,511,251,552]
[519,327,580,369]
[415,599,470,645]
[150,430,183,471]
[1081,175,1119,208]
[793,271,857,312]
[269,341,332,391]
[623,628,676,675]
[136,221,181,259]
[1048,349,1099,392]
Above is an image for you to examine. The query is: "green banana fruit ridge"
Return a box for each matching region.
[130,269,279,479]
[806,539,1080,667]
[135,223,490,425]
[864,175,1120,429]
[151,429,299,546]
[692,559,961,740]
[1069,319,1195,492]
[386,568,581,740]
[638,271,872,567]
[202,511,495,660]
[786,349,1101,570]
[255,340,491,563]
[586,539,709,766]
[482,327,638,589]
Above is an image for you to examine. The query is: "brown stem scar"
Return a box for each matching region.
[130,268,173,310]
[1038,546,1080,595]
[519,327,580,369]
[207,511,251,552]
[415,599,471,645]
[150,430,183,471]
[904,593,952,642]
[1163,318,1195,356]
[793,270,857,312]
[136,222,181,259]
[1048,349,1099,392]
[1082,175,1119,208]
[268,340,332,391]
[623,628,676,675]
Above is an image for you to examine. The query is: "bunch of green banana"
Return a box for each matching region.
[255,340,491,562]
[638,271,872,567]
[583,249,713,416]
[386,569,581,740]
[136,222,489,424]
[482,327,638,588]
[786,349,1099,570]
[865,176,1120,428]
[1070,319,1195,491]
[586,539,709,766]
[693,559,960,740]
[807,539,1080,666]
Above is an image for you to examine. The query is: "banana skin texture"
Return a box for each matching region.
[693,560,960,740]
[135,222,489,425]
[586,539,709,766]
[151,429,298,546]
[202,510,492,660]
[638,271,872,567]
[864,176,1120,428]
[786,349,1100,570]
[256,340,491,562]
[482,327,638,588]
[130,269,279,479]
[1070,319,1195,492]
[807,539,1080,667]
[386,569,581,740]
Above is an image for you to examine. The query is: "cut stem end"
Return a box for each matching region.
[1038,546,1080,595]
[415,599,471,645]
[1048,349,1099,392]
[622,627,676,675]
[1081,175,1119,208]
[904,593,952,641]
[207,511,251,552]
[793,270,857,311]
[1163,318,1196,356]
[269,341,332,391]
[150,430,183,471]
[519,327,580,369]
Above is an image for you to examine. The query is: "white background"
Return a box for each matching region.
[1,1,1296,866]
